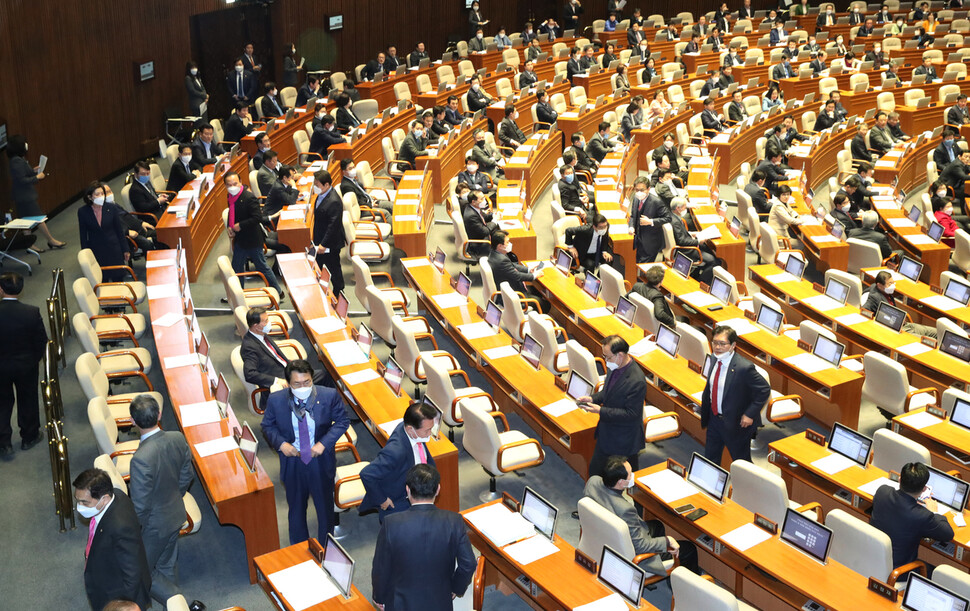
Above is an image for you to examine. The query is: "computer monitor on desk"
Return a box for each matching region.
[655,324,681,358]
[944,278,970,306]
[874,301,907,333]
[566,371,593,402]
[323,534,356,599]
[780,508,834,564]
[235,422,259,473]
[950,397,970,431]
[823,277,849,305]
[455,271,471,297]
[357,323,373,358]
[214,373,231,416]
[335,292,349,321]
[484,300,502,331]
[672,251,693,278]
[903,573,969,611]
[383,356,404,396]
[582,272,602,300]
[926,465,970,513]
[755,303,784,335]
[812,335,846,368]
[785,255,806,279]
[615,296,637,327]
[598,546,646,609]
[554,247,573,274]
[433,247,446,272]
[828,422,873,467]
[709,276,733,305]
[898,256,924,283]
[687,452,729,503]
[521,486,558,540]
[907,204,922,224]
[521,334,543,370]
[940,330,970,363]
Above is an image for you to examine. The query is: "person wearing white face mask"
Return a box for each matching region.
[78,181,129,279]
[831,192,859,232]
[398,120,431,169]
[864,271,937,338]
[225,171,285,298]
[466,75,492,113]
[73,468,152,610]
[488,230,550,312]
[184,60,208,118]
[167,144,202,193]
[457,155,491,194]
[282,42,303,88]
[565,214,615,273]
[259,80,288,119]
[261,359,350,545]
[583,456,700,575]
[226,58,256,105]
[498,104,527,150]
[462,189,498,257]
[310,113,346,156]
[469,27,487,52]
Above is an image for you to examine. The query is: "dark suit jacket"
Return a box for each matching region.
[336,106,362,132]
[652,144,683,172]
[565,223,614,266]
[339,177,375,209]
[444,106,464,126]
[78,203,128,269]
[310,123,345,156]
[191,137,224,167]
[813,111,837,132]
[457,170,490,193]
[863,283,897,313]
[261,386,350,479]
[870,485,954,568]
[129,179,166,216]
[0,299,47,368]
[167,159,199,194]
[372,504,476,611]
[627,29,645,47]
[914,65,938,81]
[940,160,970,191]
[947,105,970,126]
[223,113,254,143]
[851,227,892,258]
[84,491,152,611]
[701,109,723,134]
[129,430,194,537]
[629,282,675,328]
[869,126,895,155]
[311,188,345,250]
[588,133,614,163]
[743,182,770,216]
[259,94,286,119]
[363,60,389,81]
[755,159,786,195]
[462,203,497,257]
[935,143,958,170]
[569,145,596,172]
[296,85,321,107]
[409,50,429,67]
[519,70,539,89]
[467,87,491,112]
[590,361,647,456]
[728,101,747,122]
[265,182,298,216]
[398,133,429,168]
[536,101,558,126]
[360,422,437,513]
[226,70,256,102]
[256,164,280,198]
[771,62,794,80]
[832,208,859,232]
[468,37,486,52]
[557,178,591,213]
[488,249,533,294]
[229,189,265,250]
[629,193,669,251]
[242,331,289,389]
[700,352,770,430]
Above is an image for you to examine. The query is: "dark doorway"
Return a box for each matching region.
[190,4,275,123]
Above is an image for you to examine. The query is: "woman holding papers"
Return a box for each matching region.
[767,186,803,244]
[5,135,67,250]
[281,44,302,88]
[77,181,129,281]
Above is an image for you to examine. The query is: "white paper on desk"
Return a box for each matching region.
[680,291,721,308]
[458,321,499,340]
[504,534,560,565]
[691,391,704,404]
[859,477,899,497]
[783,353,833,374]
[297,176,313,186]
[484,345,519,360]
[560,112,579,118]
[600,209,626,220]
[694,214,723,225]
[766,272,798,284]
[194,436,238,458]
[896,342,934,357]
[810,235,839,243]
[306,316,346,335]
[343,368,380,386]
[499,220,523,230]
[608,224,629,236]
[541,398,579,418]
[279,210,305,221]
[575,593,628,611]
[286,276,318,288]
[897,410,944,430]
[638,469,698,504]
[163,353,202,369]
[498,187,519,198]
[802,294,844,312]
[691,225,723,242]
[629,338,657,357]
[719,317,760,336]
[147,284,180,300]
[835,312,869,326]
[145,259,175,269]
[180,401,223,427]
[151,311,186,328]
[38,155,48,174]
[872,199,898,210]
[811,452,857,475]
[432,293,468,309]
[581,306,612,319]
[888,217,917,228]
[465,503,536,547]
[599,192,621,204]
[402,258,432,268]
[396,215,420,222]
[398,188,422,196]
[907,234,938,245]
[324,339,369,367]
[721,523,773,552]
[267,559,339,610]
[921,294,963,312]
[600,158,622,167]
[378,419,402,438]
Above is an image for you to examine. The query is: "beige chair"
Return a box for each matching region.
[598,265,627,307]
[351,99,378,122]
[332,441,369,538]
[391,316,460,390]
[527,311,569,374]
[870,429,932,473]
[393,82,412,105]
[823,269,863,307]
[76,352,164,428]
[848,73,869,91]
[502,48,520,69]
[280,86,297,109]
[218,255,283,311]
[565,340,605,390]
[462,402,544,500]
[72,313,153,376]
[671,566,758,611]
[457,59,476,78]
[449,209,487,274]
[828,508,925,588]
[862,351,938,421]
[730,460,820,526]
[818,77,838,96]
[423,354,498,436]
[367,287,428,348]
[500,283,553,342]
[876,91,895,113]
[904,89,926,107]
[352,255,407,314]
[626,291,661,335]
[754,365,803,428]
[436,65,456,85]
[343,211,390,262]
[846,238,883,274]
[758,222,799,265]
[414,74,433,94]
[87,397,140,479]
[934,565,970,600]
[954,229,970,274]
[666,84,686,105]
[940,84,961,104]
[78,248,146,308]
[675,321,710,368]
[745,48,764,65]
[569,86,588,107]
[495,78,513,99]
[73,277,147,341]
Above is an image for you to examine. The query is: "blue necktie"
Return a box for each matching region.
[272,97,282,115]
[297,401,311,465]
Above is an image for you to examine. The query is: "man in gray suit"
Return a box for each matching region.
[583,456,699,575]
[256,150,282,197]
[128,394,196,604]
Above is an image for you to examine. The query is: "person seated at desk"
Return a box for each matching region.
[831,191,859,232]
[310,114,345,157]
[771,54,795,81]
[767,185,804,244]
[913,56,939,83]
[420,110,441,146]
[848,5,865,24]
[130,161,168,217]
[296,75,324,107]
[628,176,670,263]
[935,129,960,170]
[384,45,402,73]
[223,102,255,143]
[334,92,362,133]
[707,27,725,52]
[629,266,676,328]
[882,62,901,86]
[756,150,787,197]
[620,101,643,142]
[488,230,550,312]
[526,37,543,62]
[226,58,256,106]
[360,401,440,522]
[888,16,906,35]
[468,28,487,53]
[519,60,539,89]
[558,164,596,219]
[870,461,955,570]
[922,12,940,34]
[629,7,644,28]
[864,42,885,69]
[683,33,702,55]
[613,64,632,97]
[940,150,970,210]
[853,210,894,258]
[444,95,464,127]
[816,4,836,28]
[856,17,875,37]
[633,39,650,61]
[913,26,935,49]
[639,58,658,85]
[362,51,389,80]
[428,106,450,141]
[601,42,618,68]
[813,99,839,132]
[727,90,748,123]
[874,4,892,23]
[469,128,503,178]
[191,123,225,167]
[948,94,970,127]
[579,44,596,71]
[769,21,788,45]
[671,198,718,284]
[627,22,646,48]
[584,456,700,576]
[498,105,527,151]
[654,168,680,208]
[105,184,163,255]
[256,150,281,197]
[934,196,970,236]
[588,121,620,164]
[774,115,808,153]
[252,133,272,170]
[534,89,558,127]
[864,272,938,337]
[604,13,619,32]
[521,21,537,43]
[692,16,709,37]
[744,170,771,216]
[914,1,930,20]
[761,87,783,112]
[719,65,735,89]
[869,111,899,156]
[265,165,299,216]
[838,175,873,214]
[566,134,597,175]
[887,112,909,141]
[462,190,497,258]
[398,120,430,170]
[700,69,724,97]
[493,26,513,49]
[850,123,877,163]
[738,0,754,19]
[408,41,428,68]
[700,98,724,137]
[646,90,671,121]
[166,144,200,194]
[652,132,689,183]
[565,214,614,273]
[339,158,392,215]
[831,35,848,58]
[541,16,562,39]
[802,34,821,55]
[457,156,492,195]
[566,46,583,83]
[466,75,493,113]
[258,82,288,119]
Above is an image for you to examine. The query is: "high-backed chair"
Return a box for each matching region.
[332,441,368,538]
[674,321,710,368]
[730,460,820,526]
[75,352,164,427]
[351,255,407,314]
[818,77,838,96]
[391,316,460,393]
[861,351,938,421]
[462,403,544,500]
[87,397,140,479]
[827,508,925,588]
[954,229,970,274]
[219,258,283,311]
[625,291,661,335]
[670,566,758,611]
[904,89,926,106]
[846,238,883,275]
[823,269,863,307]
[527,312,568,374]
[78,249,147,308]
[934,565,970,600]
[343,211,391,262]
[423,355,498,437]
[500,283,553,342]
[598,265,627,307]
[870,429,932,473]
[73,278,147,341]
[72,313,153,376]
[449,209,486,275]
[565,339,606,390]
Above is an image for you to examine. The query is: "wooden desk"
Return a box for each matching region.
[590,147,637,283]
[415,118,487,204]
[893,407,970,482]
[254,540,374,610]
[781,179,850,273]
[871,137,937,196]
[493,180,538,261]
[156,153,249,283]
[468,37,580,73]
[241,107,313,167]
[859,266,970,327]
[147,250,279,582]
[413,61,559,114]
[276,254,460,512]
[485,82,571,136]
[463,500,652,610]
[870,189,951,284]
[356,63,442,110]
[631,462,899,611]
[390,170,435,258]
[683,157,748,280]
[707,101,806,186]
[681,51,725,75]
[573,70,616,100]
[328,107,415,175]
[503,131,563,205]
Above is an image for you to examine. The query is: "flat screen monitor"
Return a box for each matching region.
[521,333,543,370]
[484,300,502,329]
[521,486,558,540]
[729,216,742,238]
[874,301,906,333]
[582,273,602,300]
[237,422,259,472]
[434,247,446,271]
[555,247,573,273]
[902,573,969,611]
[566,371,594,401]
[828,422,873,467]
[907,204,922,223]
[756,304,784,335]
[709,276,733,304]
[597,546,645,609]
[951,397,970,431]
[687,452,730,503]
[812,334,845,367]
[672,251,693,278]
[383,356,404,395]
[357,323,373,358]
[456,271,471,297]
[824,277,850,305]
[929,221,945,243]
[926,465,970,513]
[655,324,681,358]
[615,296,637,327]
[940,330,970,363]
[944,278,970,306]
[323,534,355,599]
[898,256,924,282]
[830,219,845,240]
[779,508,834,563]
[335,292,349,320]
[785,255,806,279]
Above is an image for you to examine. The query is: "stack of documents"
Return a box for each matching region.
[324,340,369,367]
[267,560,340,609]
[811,452,857,474]
[637,469,698,503]
[465,503,536,547]
[504,534,559,565]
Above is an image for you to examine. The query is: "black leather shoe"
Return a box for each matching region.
[0,445,13,458]
[188,601,207,611]
[21,434,42,451]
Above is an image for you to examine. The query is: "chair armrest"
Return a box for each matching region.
[363,185,394,200]
[454,391,498,424]
[905,387,939,411]
[888,560,927,587]
[297,152,324,167]
[381,287,409,308]
[179,508,197,536]
[672,246,703,263]
[461,240,491,259]
[242,287,280,309]
[95,281,138,303]
[99,265,140,282]
[90,315,139,345]
[98,349,147,372]
[352,219,385,240]
[473,556,486,611]
[766,394,803,422]
[414,331,439,350]
[265,311,291,337]
[496,437,545,472]
[106,370,153,390]
[370,271,397,287]
[250,388,269,415]
[131,211,160,224]
[643,410,682,441]
[334,441,362,462]
[277,340,306,361]
[360,206,391,223]
[400,315,432,335]
[235,270,270,286]
[794,501,822,521]
[487,411,510,432]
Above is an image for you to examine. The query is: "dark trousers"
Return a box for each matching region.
[0,362,40,447]
[143,526,180,603]
[645,519,700,576]
[279,454,335,545]
[232,246,282,293]
[634,230,662,263]
[703,412,753,464]
[316,250,345,294]
[588,447,639,480]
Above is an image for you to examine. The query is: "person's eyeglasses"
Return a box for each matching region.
[711,340,733,347]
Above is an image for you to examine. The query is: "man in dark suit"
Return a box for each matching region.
[700,97,724,136]
[261,360,350,544]
[240,43,261,74]
[399,120,430,169]
[808,52,827,76]
[629,177,669,263]
[487,231,549,312]
[831,192,859,232]
[771,55,795,80]
[227,59,256,105]
[558,165,595,219]
[684,34,701,54]
[310,115,345,157]
[565,214,614,272]
[744,170,771,216]
[191,124,225,167]
[626,22,645,48]
[577,335,647,477]
[848,6,864,24]
[256,150,281,197]
[128,395,195,604]
[864,272,938,338]
[738,0,754,18]
[940,150,970,209]
[567,133,597,174]
[813,100,838,132]
[130,160,169,216]
[265,165,300,216]
[360,401,439,522]
[339,158,392,214]
[652,134,688,181]
[408,42,429,68]
[498,105,527,150]
[363,52,389,81]
[756,151,787,197]
[468,29,486,52]
[934,130,959,170]
[947,95,970,126]
[628,266,675,329]
[74,468,151,611]
[671,198,717,284]
[870,462,955,569]
[167,144,200,194]
[296,75,324,107]
[588,122,618,163]
[913,57,938,81]
[462,190,497,258]
[444,96,464,126]
[519,61,539,90]
[225,172,284,299]
[532,88,557,127]
[457,156,492,194]
[259,82,288,119]
[466,75,492,113]
[852,210,893,258]
[837,176,872,213]
[310,170,346,294]
[869,112,897,155]
[223,102,255,143]
[816,5,835,27]
[563,0,584,30]
[700,70,723,97]
[385,46,402,72]
[701,325,770,463]
[727,90,747,123]
[372,465,476,611]
[0,273,46,456]
[468,129,503,178]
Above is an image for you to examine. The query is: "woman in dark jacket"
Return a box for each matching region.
[6,135,66,249]
[282,43,302,88]
[184,60,208,118]
[78,181,129,281]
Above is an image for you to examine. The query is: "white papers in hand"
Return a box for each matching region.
[859,477,899,496]
[342,368,380,386]
[465,503,536,547]
[483,345,519,360]
[432,293,468,309]
[267,560,339,610]
[637,469,698,504]
[324,339,369,367]
[580,307,612,318]
[38,155,48,174]
[897,410,943,430]
[693,225,723,241]
[811,452,857,475]
[151,311,185,328]
[575,593,628,611]
[147,284,180,300]
[306,316,346,335]
[541,399,579,418]
[180,401,223,427]
[504,534,559,565]
[720,523,772,552]
[458,321,498,339]
[194,436,238,458]
[680,291,721,308]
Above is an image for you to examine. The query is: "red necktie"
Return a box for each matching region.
[265,338,286,363]
[417,442,427,464]
[85,518,96,564]
[711,361,722,416]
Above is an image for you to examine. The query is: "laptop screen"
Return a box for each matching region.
[940,330,970,363]
[615,296,637,327]
[196,331,210,359]
[929,221,945,243]
[583,273,602,300]
[812,334,845,367]
[323,534,355,598]
[828,422,873,466]
[756,304,784,335]
[710,276,733,304]
[335,292,349,320]
[521,486,558,540]
[907,204,922,223]
[902,573,969,611]
[687,452,730,502]
[238,422,259,472]
[357,323,373,358]
[926,465,970,513]
[566,371,594,401]
[434,247,447,271]
[521,334,543,370]
[944,278,970,306]
[874,301,906,333]
[898,256,923,282]
[598,546,645,608]
[656,324,681,358]
[456,272,471,297]
[729,216,742,238]
[672,251,693,278]
[484,300,502,328]
[555,248,573,273]
[785,255,806,279]
[951,398,970,431]
[215,373,230,405]
[824,278,850,304]
[831,219,845,240]
[384,356,404,395]
[780,508,834,563]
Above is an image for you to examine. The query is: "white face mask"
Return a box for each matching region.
[938,189,947,197]
[181,154,192,164]
[625,477,635,489]
[105,193,115,203]
[92,195,105,207]
[291,386,313,401]
[317,112,326,120]
[466,164,477,173]
[945,207,954,216]
[227,185,242,196]
[262,322,273,334]
[472,84,480,91]
[76,496,106,519]
[409,428,431,444]
[505,242,513,252]
[842,203,851,212]
[477,33,483,39]
[635,190,647,200]
[606,359,619,371]
[347,168,357,179]
[235,65,244,73]
[312,185,322,195]
[885,284,896,294]
[190,68,198,75]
